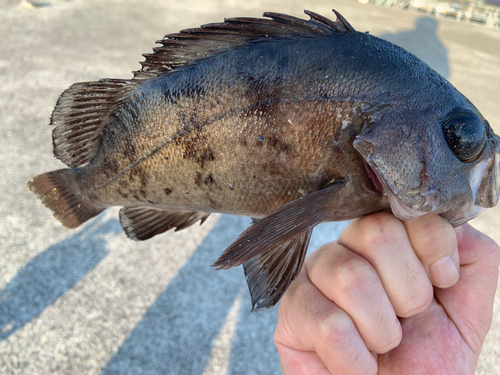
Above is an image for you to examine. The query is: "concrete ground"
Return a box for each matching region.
[0,0,499,373]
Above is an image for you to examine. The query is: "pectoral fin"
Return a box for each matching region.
[213,180,344,270]
[244,229,312,311]
[119,206,210,241]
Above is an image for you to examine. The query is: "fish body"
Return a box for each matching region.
[28,10,500,310]
[78,33,393,219]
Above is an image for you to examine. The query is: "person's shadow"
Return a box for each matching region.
[380,17,450,79]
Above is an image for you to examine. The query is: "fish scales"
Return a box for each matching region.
[28,10,500,311]
[82,35,388,216]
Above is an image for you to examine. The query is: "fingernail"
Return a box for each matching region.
[429,256,459,288]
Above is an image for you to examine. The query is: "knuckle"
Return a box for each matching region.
[319,310,355,345]
[333,256,376,294]
[356,213,405,254]
[285,276,325,321]
[482,235,500,261]
[372,321,402,354]
[394,282,433,317]
[286,276,310,305]
[414,215,455,251]
[365,310,402,354]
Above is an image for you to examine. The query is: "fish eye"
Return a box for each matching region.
[442,110,486,163]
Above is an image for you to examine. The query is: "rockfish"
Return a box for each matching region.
[28,10,500,310]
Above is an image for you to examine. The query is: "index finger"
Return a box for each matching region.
[338,213,433,317]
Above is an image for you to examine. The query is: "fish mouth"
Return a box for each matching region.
[362,159,426,221]
[363,160,384,195]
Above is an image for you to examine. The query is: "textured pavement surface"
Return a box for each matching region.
[0,0,499,373]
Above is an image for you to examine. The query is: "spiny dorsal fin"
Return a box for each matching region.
[134,9,356,79]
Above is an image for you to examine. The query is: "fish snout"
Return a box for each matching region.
[472,137,500,208]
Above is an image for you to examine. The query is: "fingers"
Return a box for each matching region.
[274,267,378,375]
[402,215,459,288]
[436,223,500,353]
[275,212,478,374]
[338,213,434,317]
[305,243,402,353]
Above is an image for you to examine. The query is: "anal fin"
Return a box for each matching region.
[119,206,210,241]
[244,229,312,311]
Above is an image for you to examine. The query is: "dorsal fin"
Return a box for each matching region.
[134,9,356,79]
[51,79,140,167]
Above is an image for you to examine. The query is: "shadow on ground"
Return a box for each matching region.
[0,216,121,341]
[101,214,280,375]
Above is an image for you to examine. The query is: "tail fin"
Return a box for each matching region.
[27,169,103,229]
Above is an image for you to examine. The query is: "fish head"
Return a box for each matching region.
[353,106,500,226]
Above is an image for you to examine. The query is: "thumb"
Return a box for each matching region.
[435,223,500,354]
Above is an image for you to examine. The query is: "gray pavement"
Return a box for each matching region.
[0,0,499,373]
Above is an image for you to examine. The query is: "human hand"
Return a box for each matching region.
[274,213,500,375]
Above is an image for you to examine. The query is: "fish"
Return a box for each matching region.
[27,9,500,311]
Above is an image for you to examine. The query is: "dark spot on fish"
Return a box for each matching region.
[183,82,206,98]
[243,74,283,107]
[164,188,173,195]
[204,174,214,185]
[117,188,128,199]
[200,149,215,167]
[163,156,169,160]
[87,192,99,201]
[132,193,141,201]
[165,92,178,105]
[109,159,120,174]
[267,134,292,156]
[140,189,147,198]
[103,158,120,178]
[128,168,148,186]
[184,140,216,168]
[128,143,136,157]
[147,200,155,205]
[194,171,203,187]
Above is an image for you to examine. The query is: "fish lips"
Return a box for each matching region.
[439,150,499,226]
[353,134,500,226]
